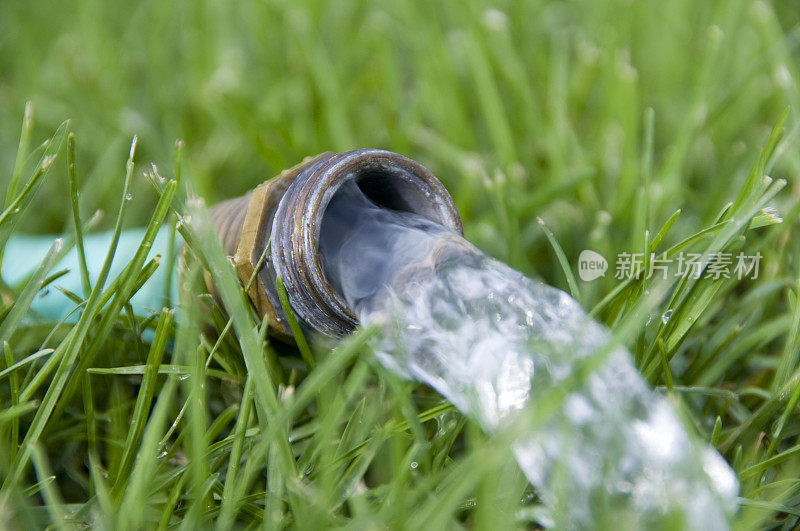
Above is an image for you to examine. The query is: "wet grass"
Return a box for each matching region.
[1,0,800,528]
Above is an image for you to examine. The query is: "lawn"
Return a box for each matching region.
[1,0,800,528]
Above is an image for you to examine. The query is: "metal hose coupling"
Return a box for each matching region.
[207,149,463,342]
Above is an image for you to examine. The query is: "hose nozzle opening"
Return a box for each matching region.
[208,149,462,341]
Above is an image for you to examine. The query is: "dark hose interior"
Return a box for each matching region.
[355,172,413,212]
[352,170,439,220]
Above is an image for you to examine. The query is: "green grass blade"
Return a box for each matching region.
[4,102,34,208]
[276,275,315,369]
[67,132,92,297]
[537,217,581,304]
[111,308,173,500]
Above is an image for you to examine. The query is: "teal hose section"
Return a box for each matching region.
[2,227,180,321]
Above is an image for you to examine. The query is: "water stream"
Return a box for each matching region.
[320,180,738,529]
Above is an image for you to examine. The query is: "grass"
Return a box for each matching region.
[1,0,800,528]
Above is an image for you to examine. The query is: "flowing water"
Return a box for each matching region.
[320,180,738,529]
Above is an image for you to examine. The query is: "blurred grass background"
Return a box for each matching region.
[2,0,798,280]
[2,0,800,528]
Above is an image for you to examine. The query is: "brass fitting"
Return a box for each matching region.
[208,149,462,342]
